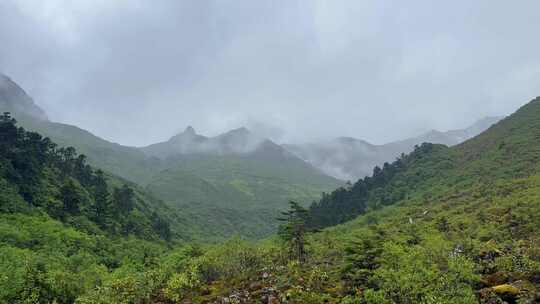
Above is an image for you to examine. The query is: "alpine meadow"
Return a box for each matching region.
[1,1,540,303]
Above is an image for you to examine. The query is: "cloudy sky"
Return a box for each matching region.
[1,1,539,146]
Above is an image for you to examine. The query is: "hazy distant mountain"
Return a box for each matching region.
[142,126,275,158]
[142,126,342,239]
[0,74,158,184]
[0,74,340,239]
[142,125,307,162]
[285,116,503,181]
[0,74,48,120]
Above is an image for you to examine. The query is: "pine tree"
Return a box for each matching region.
[112,184,135,215]
[277,201,314,265]
[92,170,112,228]
[60,179,82,215]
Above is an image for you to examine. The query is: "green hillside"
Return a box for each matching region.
[307,98,540,230]
[3,68,540,303]
[0,74,160,185]
[18,115,161,185]
[2,96,540,303]
[123,97,539,303]
[0,74,341,240]
[146,154,342,239]
[0,113,181,302]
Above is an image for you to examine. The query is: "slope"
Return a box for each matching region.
[0,113,186,302]
[0,74,160,185]
[143,128,342,239]
[161,97,540,303]
[285,116,502,181]
[306,99,538,229]
[0,74,342,240]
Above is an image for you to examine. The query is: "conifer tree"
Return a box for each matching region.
[277,201,313,264]
[92,170,112,228]
[112,184,135,215]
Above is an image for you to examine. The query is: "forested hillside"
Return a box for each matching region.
[307,98,540,230]
[0,74,341,240]
[146,97,539,303]
[3,1,540,302]
[0,74,159,184]
[0,113,180,302]
[1,92,539,303]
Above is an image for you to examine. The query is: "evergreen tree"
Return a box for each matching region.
[92,170,112,228]
[277,201,313,264]
[112,184,135,215]
[151,211,172,241]
[0,115,172,241]
[60,179,83,215]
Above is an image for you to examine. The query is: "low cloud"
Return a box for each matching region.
[1,1,539,146]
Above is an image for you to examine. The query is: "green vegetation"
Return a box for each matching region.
[15,115,342,240]
[2,92,540,302]
[278,201,314,265]
[1,74,341,240]
[17,114,160,185]
[0,112,171,240]
[0,112,180,302]
[125,97,538,303]
[146,155,341,240]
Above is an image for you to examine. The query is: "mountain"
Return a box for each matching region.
[2,70,539,303]
[0,73,159,185]
[141,126,342,239]
[0,74,48,120]
[386,116,505,154]
[155,97,540,303]
[142,126,274,158]
[0,74,341,240]
[0,111,215,303]
[285,116,503,181]
[306,98,540,230]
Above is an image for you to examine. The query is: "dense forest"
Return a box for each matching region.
[0,112,171,240]
[0,113,177,302]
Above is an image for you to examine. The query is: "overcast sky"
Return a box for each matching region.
[1,1,539,146]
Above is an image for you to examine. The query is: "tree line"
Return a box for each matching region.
[307,143,440,229]
[0,112,171,240]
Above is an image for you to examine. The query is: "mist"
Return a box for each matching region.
[1,1,539,146]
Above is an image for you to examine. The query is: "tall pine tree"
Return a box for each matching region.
[277,201,314,265]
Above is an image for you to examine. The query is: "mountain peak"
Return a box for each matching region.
[167,125,205,144]
[0,73,48,121]
[184,125,196,135]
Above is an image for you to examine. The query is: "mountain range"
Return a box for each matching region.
[0,74,341,239]
[285,116,503,181]
[2,71,540,302]
[0,73,506,239]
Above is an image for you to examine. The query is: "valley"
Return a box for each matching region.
[1,72,539,303]
[2,2,539,302]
